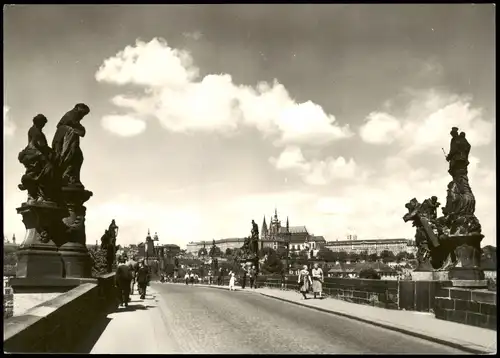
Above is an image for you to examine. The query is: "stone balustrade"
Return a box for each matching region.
[3,273,117,353]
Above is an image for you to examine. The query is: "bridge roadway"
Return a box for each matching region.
[86,283,465,354]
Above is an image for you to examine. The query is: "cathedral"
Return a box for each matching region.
[259,209,325,252]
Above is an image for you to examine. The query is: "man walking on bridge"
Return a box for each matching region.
[115,257,133,307]
[137,260,150,299]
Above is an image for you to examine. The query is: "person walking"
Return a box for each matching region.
[240,266,247,289]
[127,256,139,296]
[136,260,150,299]
[311,263,324,299]
[228,270,236,291]
[115,257,133,307]
[248,265,257,289]
[217,268,224,286]
[298,265,312,300]
[280,267,287,290]
[184,271,190,285]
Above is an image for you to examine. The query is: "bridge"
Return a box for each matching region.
[3,275,496,354]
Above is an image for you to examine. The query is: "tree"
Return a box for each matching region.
[380,250,396,263]
[348,252,360,263]
[317,248,337,263]
[396,251,408,263]
[261,249,283,274]
[359,250,369,262]
[259,247,276,258]
[275,246,288,260]
[337,251,348,263]
[368,253,379,262]
[359,268,381,279]
[225,248,233,256]
[407,252,416,260]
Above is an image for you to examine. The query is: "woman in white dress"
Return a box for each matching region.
[311,263,324,299]
[228,270,236,291]
[298,265,312,300]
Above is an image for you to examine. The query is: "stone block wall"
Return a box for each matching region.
[255,275,399,309]
[4,277,14,319]
[3,273,117,353]
[434,287,496,330]
[398,280,452,312]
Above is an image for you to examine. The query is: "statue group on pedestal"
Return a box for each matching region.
[241,220,259,260]
[100,219,119,272]
[16,103,92,247]
[403,127,484,274]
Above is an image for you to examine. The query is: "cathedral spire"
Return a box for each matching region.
[261,216,268,238]
[286,216,289,230]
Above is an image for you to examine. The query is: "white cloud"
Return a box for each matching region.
[359,89,494,156]
[359,112,402,144]
[270,146,308,171]
[96,38,352,145]
[270,146,363,186]
[101,114,147,137]
[4,105,15,137]
[304,153,496,244]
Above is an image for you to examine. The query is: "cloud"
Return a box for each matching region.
[4,105,15,137]
[182,31,203,41]
[306,153,495,244]
[359,89,494,156]
[359,112,402,145]
[270,146,364,186]
[101,114,147,137]
[95,38,352,145]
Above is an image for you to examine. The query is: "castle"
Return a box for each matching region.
[260,208,326,252]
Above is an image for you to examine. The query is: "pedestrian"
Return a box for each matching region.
[311,263,324,299]
[189,271,195,285]
[115,257,133,307]
[208,270,213,285]
[298,265,312,300]
[136,260,150,299]
[217,268,224,286]
[249,265,257,289]
[185,271,190,285]
[240,266,247,289]
[280,268,287,290]
[228,270,236,291]
[127,256,139,296]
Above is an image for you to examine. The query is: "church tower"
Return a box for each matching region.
[261,216,268,239]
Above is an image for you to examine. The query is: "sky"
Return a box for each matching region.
[3,4,496,248]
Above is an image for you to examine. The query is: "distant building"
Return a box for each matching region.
[325,238,416,255]
[186,208,326,255]
[260,208,326,252]
[186,238,246,254]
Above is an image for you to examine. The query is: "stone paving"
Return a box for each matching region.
[89,291,174,354]
[185,282,497,354]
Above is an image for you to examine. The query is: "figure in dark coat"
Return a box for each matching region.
[115,257,133,307]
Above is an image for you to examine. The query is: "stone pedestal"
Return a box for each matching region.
[448,234,485,282]
[59,242,92,278]
[15,203,68,280]
[58,186,93,278]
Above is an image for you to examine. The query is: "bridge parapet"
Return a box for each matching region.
[4,273,117,353]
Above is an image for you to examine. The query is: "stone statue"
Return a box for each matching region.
[18,114,60,203]
[52,103,90,188]
[446,127,471,177]
[100,229,111,250]
[108,219,119,240]
[403,127,484,280]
